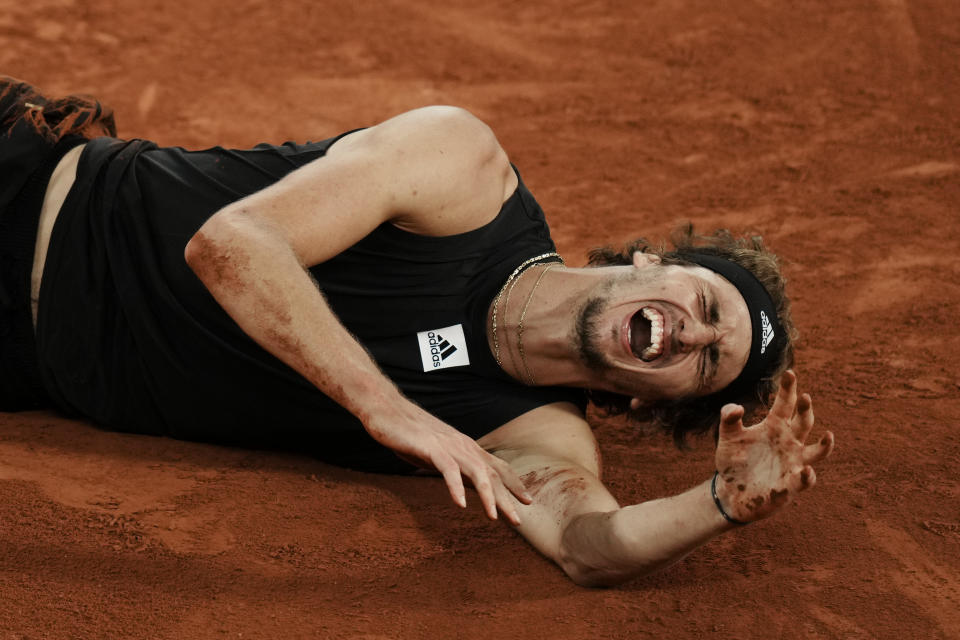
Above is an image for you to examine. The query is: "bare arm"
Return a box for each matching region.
[184,106,528,522]
[483,372,834,586]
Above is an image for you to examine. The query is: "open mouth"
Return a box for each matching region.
[630,307,665,361]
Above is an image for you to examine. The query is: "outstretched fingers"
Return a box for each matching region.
[718,403,745,439]
[490,472,523,526]
[461,459,522,525]
[803,431,835,465]
[487,454,533,505]
[445,441,528,524]
[798,464,816,490]
[434,451,467,509]
[486,455,531,526]
[464,460,499,520]
[434,451,468,508]
[794,393,815,441]
[770,369,798,421]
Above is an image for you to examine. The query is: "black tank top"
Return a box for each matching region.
[37,134,585,472]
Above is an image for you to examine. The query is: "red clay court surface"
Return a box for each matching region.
[2,1,959,638]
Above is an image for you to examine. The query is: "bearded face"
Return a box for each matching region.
[573,261,752,402]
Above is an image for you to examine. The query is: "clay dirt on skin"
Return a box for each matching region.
[4,1,960,639]
[188,223,349,406]
[521,467,592,523]
[520,467,568,497]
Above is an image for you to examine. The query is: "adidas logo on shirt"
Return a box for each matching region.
[417,324,470,372]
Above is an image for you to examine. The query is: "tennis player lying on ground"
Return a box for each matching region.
[1,78,834,586]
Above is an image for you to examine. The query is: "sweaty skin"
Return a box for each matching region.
[482,371,833,586]
[486,252,753,402]
[181,105,833,585]
[712,371,831,522]
[186,107,532,525]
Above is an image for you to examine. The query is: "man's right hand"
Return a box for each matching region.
[363,399,533,525]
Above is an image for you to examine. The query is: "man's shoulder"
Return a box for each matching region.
[360,106,519,237]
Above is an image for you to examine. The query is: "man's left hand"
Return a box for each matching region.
[713,370,835,523]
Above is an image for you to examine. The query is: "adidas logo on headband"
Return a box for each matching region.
[760,310,775,354]
[682,252,784,394]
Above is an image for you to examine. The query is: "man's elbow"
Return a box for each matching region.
[556,513,623,587]
[183,210,261,283]
[558,544,627,588]
[184,215,231,278]
[556,512,671,587]
[183,226,212,273]
[560,560,614,588]
[559,546,671,588]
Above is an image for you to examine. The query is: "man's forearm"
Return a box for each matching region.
[505,447,736,588]
[181,111,536,522]
[185,209,404,423]
[558,479,734,586]
[504,377,831,587]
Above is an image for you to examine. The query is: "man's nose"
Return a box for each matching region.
[674,319,717,353]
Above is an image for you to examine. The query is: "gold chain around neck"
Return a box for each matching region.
[490,252,562,375]
[517,263,558,385]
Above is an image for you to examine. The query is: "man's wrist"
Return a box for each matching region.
[347,380,407,425]
[710,471,748,526]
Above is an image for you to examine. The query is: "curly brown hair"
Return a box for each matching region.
[0,76,117,141]
[586,224,797,447]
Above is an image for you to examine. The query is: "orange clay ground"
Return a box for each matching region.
[2,1,959,638]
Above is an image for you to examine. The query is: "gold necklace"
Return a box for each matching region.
[517,263,557,385]
[491,252,562,369]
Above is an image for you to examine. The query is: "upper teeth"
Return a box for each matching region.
[641,307,664,360]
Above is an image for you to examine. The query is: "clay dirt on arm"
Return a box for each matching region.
[184,106,528,522]
[486,372,834,586]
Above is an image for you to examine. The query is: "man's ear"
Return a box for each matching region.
[632,252,661,268]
